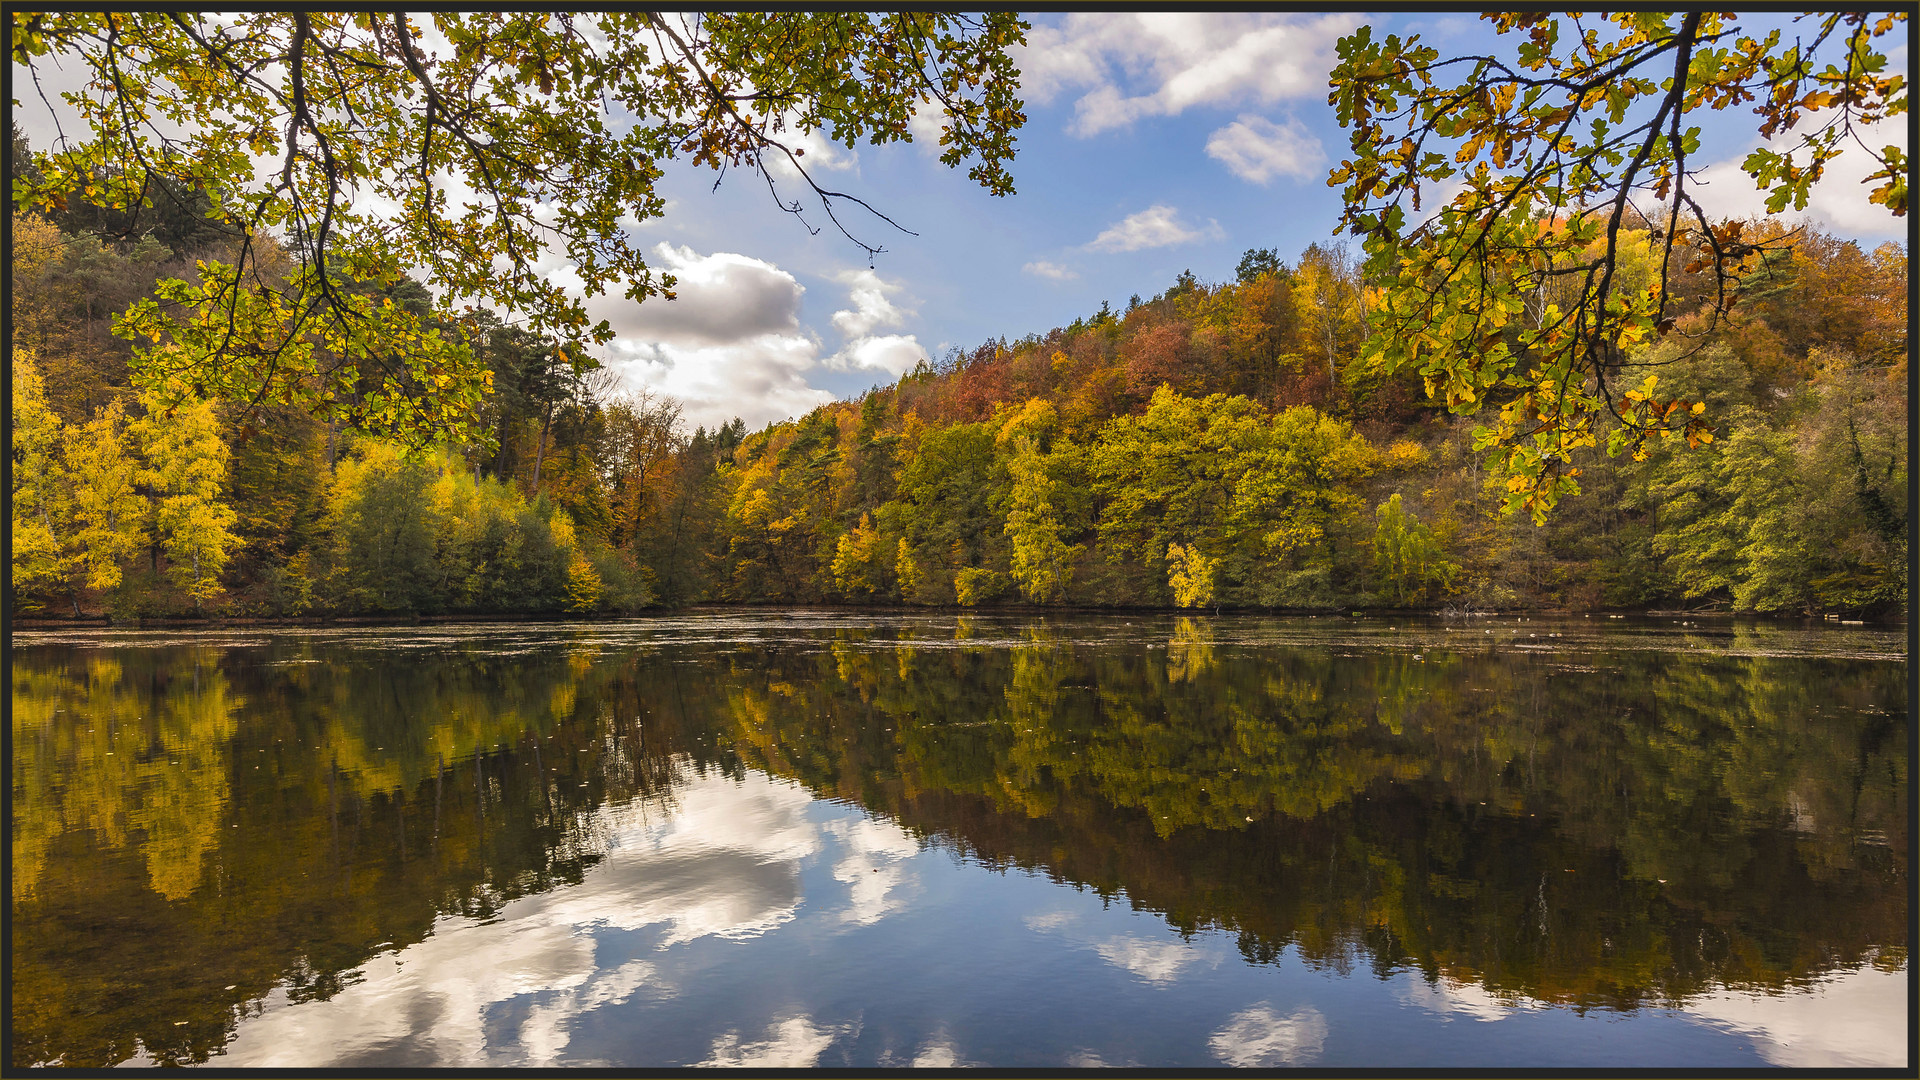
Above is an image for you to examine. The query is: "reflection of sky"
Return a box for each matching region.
[1389,964,1909,1068]
[206,763,1909,1069]
[1399,973,1535,1023]
[1023,908,1217,987]
[1390,957,1912,1060]
[1677,965,1910,1068]
[1209,1003,1329,1066]
[218,769,921,1067]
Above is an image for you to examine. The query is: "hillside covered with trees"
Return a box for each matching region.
[9,12,1908,623]
[11,133,1905,621]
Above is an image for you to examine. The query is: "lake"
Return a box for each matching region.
[9,613,1909,1068]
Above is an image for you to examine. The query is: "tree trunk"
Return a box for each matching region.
[493,409,516,481]
[1320,303,1339,386]
[530,400,555,496]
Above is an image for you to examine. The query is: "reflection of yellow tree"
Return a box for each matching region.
[11,637,690,1068]
[11,652,237,901]
[135,662,237,899]
[11,663,86,898]
[997,645,1068,818]
[831,637,882,701]
[1165,617,1215,683]
[300,648,586,801]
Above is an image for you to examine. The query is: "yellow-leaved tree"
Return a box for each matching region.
[1328,12,1906,519]
[1166,543,1218,610]
[550,510,602,613]
[133,383,239,608]
[998,399,1081,604]
[832,513,888,597]
[894,538,922,600]
[10,351,71,610]
[65,399,148,603]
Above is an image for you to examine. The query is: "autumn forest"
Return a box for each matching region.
[7,130,1908,622]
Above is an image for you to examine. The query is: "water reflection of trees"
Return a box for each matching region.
[10,624,1907,1066]
[714,621,1906,1012]
[11,639,709,1067]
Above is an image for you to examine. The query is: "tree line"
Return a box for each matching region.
[8,126,1907,619]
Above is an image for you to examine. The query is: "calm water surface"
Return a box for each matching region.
[10,613,1910,1068]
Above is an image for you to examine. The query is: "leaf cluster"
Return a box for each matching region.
[1327,12,1905,519]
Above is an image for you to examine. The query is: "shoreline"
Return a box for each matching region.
[6,604,1902,630]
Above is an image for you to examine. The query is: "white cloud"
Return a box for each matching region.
[1022,260,1078,281]
[590,243,831,429]
[823,334,928,379]
[765,122,859,180]
[596,253,938,426]
[1686,115,1907,241]
[599,257,935,426]
[905,103,947,157]
[623,243,807,346]
[1016,13,1363,136]
[822,271,930,378]
[830,269,910,339]
[1206,114,1327,184]
[604,334,831,432]
[1087,205,1224,253]
[1207,1003,1329,1067]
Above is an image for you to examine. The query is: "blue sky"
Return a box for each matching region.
[13,12,1907,430]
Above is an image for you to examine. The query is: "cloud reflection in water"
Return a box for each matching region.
[1208,1002,1329,1066]
[218,768,916,1067]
